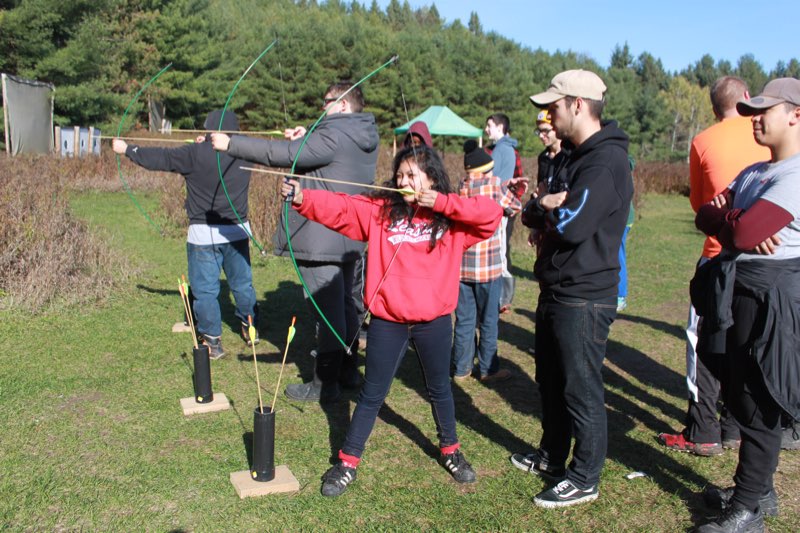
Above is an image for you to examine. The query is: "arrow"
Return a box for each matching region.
[249,314,265,413]
[178,276,198,349]
[161,128,283,136]
[270,316,296,413]
[100,135,194,144]
[241,166,415,195]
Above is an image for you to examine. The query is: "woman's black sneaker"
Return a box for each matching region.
[321,463,357,497]
[439,449,477,483]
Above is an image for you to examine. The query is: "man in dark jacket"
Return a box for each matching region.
[212,81,379,403]
[113,110,259,360]
[512,70,633,508]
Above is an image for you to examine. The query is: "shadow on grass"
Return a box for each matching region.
[376,402,441,460]
[509,264,535,282]
[605,339,687,424]
[136,280,251,339]
[257,280,313,355]
[178,351,194,376]
[373,343,533,458]
[511,306,687,425]
[605,391,712,528]
[617,312,686,341]
[506,307,536,351]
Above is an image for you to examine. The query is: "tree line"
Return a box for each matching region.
[1,0,797,160]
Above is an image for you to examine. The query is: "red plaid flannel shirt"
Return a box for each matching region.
[458,174,522,283]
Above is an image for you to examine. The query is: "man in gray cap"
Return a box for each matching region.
[693,77,800,533]
[513,69,633,508]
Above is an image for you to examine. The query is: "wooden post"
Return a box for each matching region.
[49,82,55,153]
[2,74,10,154]
[54,126,61,155]
[73,126,79,158]
[88,127,94,156]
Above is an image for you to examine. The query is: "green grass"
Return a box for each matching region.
[1,192,797,531]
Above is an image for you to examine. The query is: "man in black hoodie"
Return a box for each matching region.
[212,81,379,403]
[513,70,633,508]
[113,110,259,360]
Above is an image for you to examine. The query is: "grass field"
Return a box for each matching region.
[1,192,797,532]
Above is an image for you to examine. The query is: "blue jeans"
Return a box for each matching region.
[342,315,458,458]
[618,225,630,298]
[452,278,501,377]
[534,291,616,489]
[187,239,257,337]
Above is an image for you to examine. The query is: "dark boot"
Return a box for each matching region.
[284,374,341,403]
[339,349,363,389]
[200,334,225,360]
[704,486,778,517]
[696,504,764,532]
[285,351,341,403]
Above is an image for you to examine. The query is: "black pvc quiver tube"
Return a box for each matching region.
[252,407,275,482]
[192,345,213,403]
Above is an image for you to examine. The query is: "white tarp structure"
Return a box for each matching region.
[2,73,54,155]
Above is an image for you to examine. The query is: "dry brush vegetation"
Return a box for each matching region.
[0,154,136,312]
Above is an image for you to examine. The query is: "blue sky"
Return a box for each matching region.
[374,0,794,73]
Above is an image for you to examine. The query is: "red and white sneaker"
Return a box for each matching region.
[657,432,723,456]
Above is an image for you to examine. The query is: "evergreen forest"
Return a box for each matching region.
[1,0,798,160]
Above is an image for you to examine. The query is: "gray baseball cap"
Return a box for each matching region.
[737,78,800,115]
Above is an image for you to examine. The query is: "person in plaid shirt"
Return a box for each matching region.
[452,140,528,383]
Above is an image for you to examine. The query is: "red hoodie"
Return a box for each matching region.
[295,189,502,322]
[403,121,433,147]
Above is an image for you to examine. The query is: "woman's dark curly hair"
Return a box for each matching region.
[371,145,453,249]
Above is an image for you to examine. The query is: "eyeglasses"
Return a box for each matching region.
[537,128,554,136]
[321,97,338,109]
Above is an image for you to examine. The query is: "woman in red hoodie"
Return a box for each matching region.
[281,145,503,496]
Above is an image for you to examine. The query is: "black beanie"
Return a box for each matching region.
[463,140,494,173]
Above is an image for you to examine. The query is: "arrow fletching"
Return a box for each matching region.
[286,316,297,344]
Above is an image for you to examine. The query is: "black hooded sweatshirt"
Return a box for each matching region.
[124,110,250,226]
[522,120,633,299]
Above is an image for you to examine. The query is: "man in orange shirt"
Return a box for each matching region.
[658,76,770,455]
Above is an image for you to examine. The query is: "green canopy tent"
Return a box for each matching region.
[392,105,483,153]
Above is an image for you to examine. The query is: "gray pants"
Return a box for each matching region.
[297,259,361,354]
[499,217,515,307]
